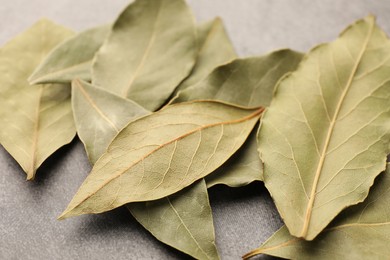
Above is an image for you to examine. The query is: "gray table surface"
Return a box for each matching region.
[1,1,389,259]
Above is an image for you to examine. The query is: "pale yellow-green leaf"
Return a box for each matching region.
[59,101,263,219]
[172,51,303,187]
[0,19,76,180]
[29,25,110,84]
[244,165,390,260]
[173,18,237,94]
[257,16,390,240]
[128,179,219,260]
[71,80,218,258]
[71,79,149,164]
[92,0,196,111]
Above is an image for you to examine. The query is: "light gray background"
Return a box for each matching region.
[1,1,389,259]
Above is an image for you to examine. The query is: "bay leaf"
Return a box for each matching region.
[92,0,197,111]
[243,164,390,260]
[58,101,263,219]
[71,79,149,164]
[257,16,390,240]
[172,51,303,187]
[29,25,110,85]
[173,18,237,94]
[71,80,218,258]
[171,50,303,107]
[205,127,262,188]
[0,19,76,180]
[129,179,219,260]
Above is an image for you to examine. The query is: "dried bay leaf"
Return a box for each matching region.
[128,179,219,260]
[172,50,303,107]
[172,51,303,187]
[257,16,390,240]
[71,80,218,258]
[174,18,237,94]
[71,79,149,164]
[243,165,390,260]
[0,19,76,180]
[29,25,110,84]
[92,0,197,111]
[205,127,262,188]
[59,101,263,219]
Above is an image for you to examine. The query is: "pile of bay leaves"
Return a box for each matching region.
[0,0,389,259]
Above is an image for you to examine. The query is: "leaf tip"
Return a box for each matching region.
[26,169,36,181]
[57,210,71,220]
[27,74,38,85]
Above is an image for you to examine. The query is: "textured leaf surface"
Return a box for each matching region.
[258,16,390,240]
[92,0,196,111]
[59,101,262,219]
[0,19,76,180]
[206,128,262,188]
[71,80,218,258]
[72,79,149,164]
[244,165,390,260]
[174,18,237,94]
[172,50,303,107]
[172,51,303,187]
[129,179,219,260]
[29,25,110,84]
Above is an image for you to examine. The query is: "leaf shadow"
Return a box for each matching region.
[208,181,272,205]
[0,138,79,187]
[208,182,283,260]
[74,206,191,259]
[31,137,78,186]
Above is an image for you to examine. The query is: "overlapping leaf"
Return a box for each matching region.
[72,81,219,258]
[129,179,219,260]
[0,19,76,180]
[205,128,262,187]
[244,165,390,260]
[257,16,390,240]
[172,50,303,107]
[71,79,149,164]
[92,0,197,111]
[29,25,110,84]
[174,18,237,94]
[172,51,303,187]
[59,101,263,219]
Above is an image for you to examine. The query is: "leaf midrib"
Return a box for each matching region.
[27,86,43,180]
[300,18,375,238]
[28,21,47,180]
[74,80,119,132]
[244,221,390,259]
[123,0,162,97]
[167,197,212,259]
[30,60,91,84]
[60,106,263,218]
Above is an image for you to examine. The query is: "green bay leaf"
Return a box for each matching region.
[128,179,219,260]
[258,16,390,240]
[0,19,76,180]
[172,50,303,107]
[59,101,263,219]
[244,164,390,260]
[92,0,197,111]
[29,24,110,84]
[174,18,237,94]
[71,79,149,164]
